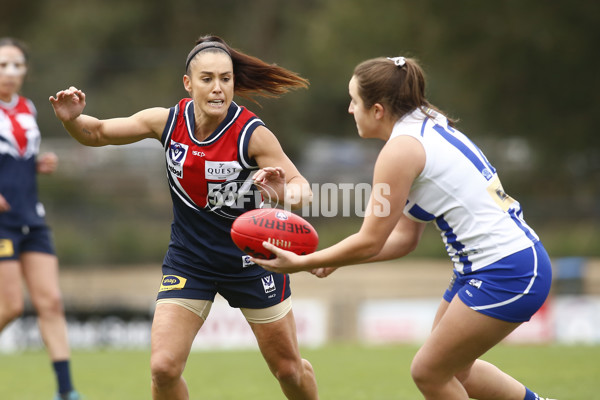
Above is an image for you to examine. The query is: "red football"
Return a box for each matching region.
[231,208,319,259]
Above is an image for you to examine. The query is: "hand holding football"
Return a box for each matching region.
[231,208,318,259]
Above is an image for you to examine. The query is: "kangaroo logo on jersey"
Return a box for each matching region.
[468,279,482,289]
[261,274,276,294]
[167,141,189,178]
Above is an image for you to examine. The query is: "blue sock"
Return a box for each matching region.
[52,360,74,394]
[524,387,540,400]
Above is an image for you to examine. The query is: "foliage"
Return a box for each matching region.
[1,0,598,264]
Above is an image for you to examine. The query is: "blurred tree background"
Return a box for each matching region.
[1,0,598,266]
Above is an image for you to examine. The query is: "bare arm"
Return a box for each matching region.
[311,213,425,278]
[248,125,312,210]
[364,213,426,262]
[49,86,168,146]
[254,135,426,273]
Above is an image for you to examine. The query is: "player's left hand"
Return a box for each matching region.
[37,152,58,174]
[253,167,286,204]
[49,86,87,122]
[251,241,309,274]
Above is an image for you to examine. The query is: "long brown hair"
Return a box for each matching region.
[186,35,309,103]
[353,57,455,127]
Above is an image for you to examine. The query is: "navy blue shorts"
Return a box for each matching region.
[443,241,552,322]
[0,224,56,261]
[156,264,291,310]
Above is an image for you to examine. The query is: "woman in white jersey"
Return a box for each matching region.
[254,57,554,400]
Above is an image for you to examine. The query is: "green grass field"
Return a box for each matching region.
[1,344,598,399]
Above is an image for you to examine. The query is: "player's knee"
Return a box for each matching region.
[33,291,64,318]
[410,355,437,391]
[150,354,184,386]
[272,358,304,386]
[301,358,315,376]
[411,355,459,395]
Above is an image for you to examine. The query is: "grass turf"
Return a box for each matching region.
[0,344,598,399]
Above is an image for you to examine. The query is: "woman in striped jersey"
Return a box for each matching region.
[50,35,318,400]
[0,37,82,400]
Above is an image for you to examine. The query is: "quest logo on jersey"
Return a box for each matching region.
[205,161,242,180]
[167,141,189,178]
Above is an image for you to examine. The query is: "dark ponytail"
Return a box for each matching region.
[187,35,309,104]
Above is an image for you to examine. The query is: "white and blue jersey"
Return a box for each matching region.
[160,99,266,278]
[392,108,551,322]
[0,94,45,228]
[392,108,539,274]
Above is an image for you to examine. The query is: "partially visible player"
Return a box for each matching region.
[0,37,82,400]
[254,56,555,400]
[50,35,318,400]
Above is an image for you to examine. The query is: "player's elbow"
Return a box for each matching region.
[356,236,387,261]
[386,227,423,259]
[71,134,99,147]
[402,233,421,255]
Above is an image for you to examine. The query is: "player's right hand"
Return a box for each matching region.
[49,86,86,122]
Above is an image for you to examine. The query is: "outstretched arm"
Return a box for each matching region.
[49,86,168,146]
[253,135,426,274]
[311,205,425,278]
[363,213,426,262]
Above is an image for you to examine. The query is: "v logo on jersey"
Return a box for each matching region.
[167,141,189,179]
[261,275,276,293]
[169,141,188,164]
